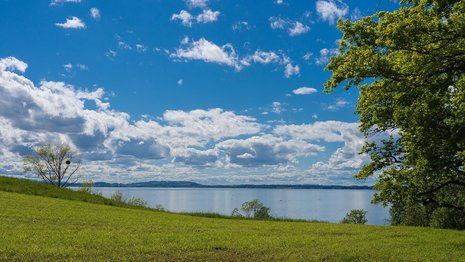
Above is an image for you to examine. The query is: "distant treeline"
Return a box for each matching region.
[72,180,373,190]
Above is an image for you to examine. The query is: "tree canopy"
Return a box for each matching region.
[24,144,81,187]
[325,0,465,227]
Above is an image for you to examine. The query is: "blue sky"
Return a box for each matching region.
[0,0,397,184]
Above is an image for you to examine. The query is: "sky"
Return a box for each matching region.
[0,0,398,185]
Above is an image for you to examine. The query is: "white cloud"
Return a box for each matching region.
[177,79,183,85]
[106,49,117,58]
[136,44,147,53]
[275,121,368,178]
[0,56,372,184]
[315,47,338,65]
[55,16,86,29]
[302,52,313,61]
[232,21,251,31]
[171,10,194,27]
[248,51,281,64]
[118,41,132,50]
[63,63,87,72]
[172,9,220,26]
[217,135,324,167]
[316,0,349,24]
[288,22,310,36]
[186,0,208,8]
[171,38,242,70]
[196,9,220,23]
[50,0,81,6]
[90,8,100,19]
[63,63,73,72]
[269,17,310,36]
[327,99,350,111]
[269,17,287,29]
[284,63,300,78]
[292,87,317,95]
[0,57,28,73]
[271,101,285,114]
[275,0,284,4]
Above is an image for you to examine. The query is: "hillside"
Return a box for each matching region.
[1,177,465,261]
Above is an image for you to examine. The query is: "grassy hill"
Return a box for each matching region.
[1,176,465,261]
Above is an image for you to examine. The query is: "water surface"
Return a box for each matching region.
[96,187,389,225]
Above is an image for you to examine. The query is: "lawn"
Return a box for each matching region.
[1,178,465,261]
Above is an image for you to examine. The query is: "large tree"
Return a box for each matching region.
[325,0,465,227]
[24,144,81,187]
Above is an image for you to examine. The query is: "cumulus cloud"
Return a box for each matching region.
[315,47,338,65]
[217,135,324,167]
[269,17,310,36]
[136,44,147,53]
[171,9,220,26]
[244,50,281,65]
[269,17,287,29]
[316,0,349,24]
[186,0,208,8]
[284,63,300,78]
[55,16,86,29]
[170,38,241,70]
[288,22,310,36]
[0,57,28,73]
[326,99,350,111]
[90,8,100,19]
[171,10,194,27]
[274,121,368,177]
[196,9,220,23]
[0,57,269,177]
[0,56,369,184]
[292,87,317,95]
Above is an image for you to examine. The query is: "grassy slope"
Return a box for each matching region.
[1,177,465,261]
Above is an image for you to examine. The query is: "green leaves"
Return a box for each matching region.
[325,0,465,228]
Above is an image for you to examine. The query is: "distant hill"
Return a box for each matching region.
[80,180,373,190]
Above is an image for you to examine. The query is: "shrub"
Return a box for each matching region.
[389,202,431,227]
[341,209,368,224]
[126,197,148,208]
[231,199,272,219]
[78,180,94,194]
[430,208,465,230]
[110,190,125,203]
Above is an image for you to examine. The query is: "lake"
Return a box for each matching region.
[94,188,389,225]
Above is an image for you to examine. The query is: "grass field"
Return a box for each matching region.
[1,177,465,261]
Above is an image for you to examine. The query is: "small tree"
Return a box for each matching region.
[232,199,272,219]
[24,144,81,187]
[341,209,368,224]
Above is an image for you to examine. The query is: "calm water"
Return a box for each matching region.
[95,187,389,225]
[96,187,389,225]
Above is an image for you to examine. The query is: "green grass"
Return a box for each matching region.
[0,176,139,209]
[1,177,465,261]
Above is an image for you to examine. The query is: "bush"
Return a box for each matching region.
[389,202,431,227]
[110,190,148,208]
[231,199,272,219]
[126,197,148,208]
[78,180,94,194]
[110,190,125,203]
[341,209,368,224]
[430,208,465,230]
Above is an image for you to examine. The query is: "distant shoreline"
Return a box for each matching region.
[74,181,373,190]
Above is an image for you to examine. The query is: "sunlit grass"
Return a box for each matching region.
[1,177,465,261]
